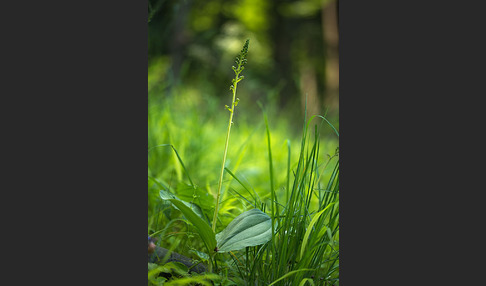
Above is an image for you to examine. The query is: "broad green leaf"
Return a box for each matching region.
[189,248,209,261]
[160,190,216,254]
[159,189,206,221]
[215,208,272,253]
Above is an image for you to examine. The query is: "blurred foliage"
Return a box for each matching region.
[148,0,339,125]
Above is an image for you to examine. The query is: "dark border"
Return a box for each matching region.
[341,0,484,284]
[3,0,148,284]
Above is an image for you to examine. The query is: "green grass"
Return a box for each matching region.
[148,41,339,286]
[148,98,339,285]
[229,115,339,286]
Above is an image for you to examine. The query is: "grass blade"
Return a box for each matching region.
[268,269,314,286]
[299,202,336,260]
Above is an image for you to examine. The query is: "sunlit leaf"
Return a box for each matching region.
[216,208,272,252]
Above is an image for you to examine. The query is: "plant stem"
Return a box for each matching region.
[212,78,238,232]
[212,39,249,232]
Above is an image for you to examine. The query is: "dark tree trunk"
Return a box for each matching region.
[322,0,339,116]
[168,0,192,90]
[271,1,300,109]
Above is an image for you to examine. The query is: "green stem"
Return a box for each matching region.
[208,254,214,273]
[212,78,238,232]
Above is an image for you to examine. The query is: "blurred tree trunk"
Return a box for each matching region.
[297,15,322,120]
[169,0,192,90]
[322,0,339,116]
[299,63,320,119]
[270,1,299,109]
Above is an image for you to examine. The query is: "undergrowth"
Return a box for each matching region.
[148,40,339,286]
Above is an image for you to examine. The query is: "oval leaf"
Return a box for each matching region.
[216,209,272,252]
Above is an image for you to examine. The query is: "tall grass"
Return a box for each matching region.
[222,114,339,285]
[148,107,339,285]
